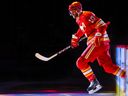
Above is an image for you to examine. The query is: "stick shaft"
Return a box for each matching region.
[35,36,86,61]
[54,36,86,55]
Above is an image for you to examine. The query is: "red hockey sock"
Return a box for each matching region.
[81,66,96,82]
[113,68,126,78]
[120,70,126,78]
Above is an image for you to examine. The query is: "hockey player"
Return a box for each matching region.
[68,1,126,94]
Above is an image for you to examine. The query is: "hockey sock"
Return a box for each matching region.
[81,66,96,82]
[113,68,126,78]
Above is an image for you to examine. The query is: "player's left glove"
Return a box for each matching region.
[94,32,102,47]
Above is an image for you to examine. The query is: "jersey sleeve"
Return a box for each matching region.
[74,28,84,39]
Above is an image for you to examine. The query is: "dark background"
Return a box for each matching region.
[1,0,128,93]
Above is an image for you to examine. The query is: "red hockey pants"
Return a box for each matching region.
[76,42,124,81]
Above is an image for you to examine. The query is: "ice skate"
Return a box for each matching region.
[87,79,102,94]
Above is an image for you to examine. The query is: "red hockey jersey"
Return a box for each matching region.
[74,11,109,45]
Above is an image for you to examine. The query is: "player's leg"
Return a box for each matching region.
[76,44,102,94]
[76,56,96,82]
[97,50,126,78]
[76,56,102,94]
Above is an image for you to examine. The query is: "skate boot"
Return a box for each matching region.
[87,78,102,94]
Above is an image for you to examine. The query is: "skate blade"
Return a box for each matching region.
[88,85,102,94]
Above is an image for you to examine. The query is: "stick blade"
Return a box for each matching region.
[35,53,49,61]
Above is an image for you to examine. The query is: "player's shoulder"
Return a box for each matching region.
[82,11,95,16]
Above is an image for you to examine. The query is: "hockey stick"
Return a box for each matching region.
[35,36,86,61]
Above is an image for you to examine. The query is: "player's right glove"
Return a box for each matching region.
[71,34,79,48]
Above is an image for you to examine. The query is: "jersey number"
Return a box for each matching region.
[89,15,95,23]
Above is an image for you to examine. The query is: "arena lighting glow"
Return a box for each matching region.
[0,93,116,96]
[115,45,128,96]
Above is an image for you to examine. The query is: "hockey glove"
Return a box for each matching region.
[71,34,79,48]
[94,32,102,47]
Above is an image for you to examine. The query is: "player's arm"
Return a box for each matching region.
[93,19,109,47]
[71,28,84,48]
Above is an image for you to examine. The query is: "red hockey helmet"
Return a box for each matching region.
[68,1,82,18]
